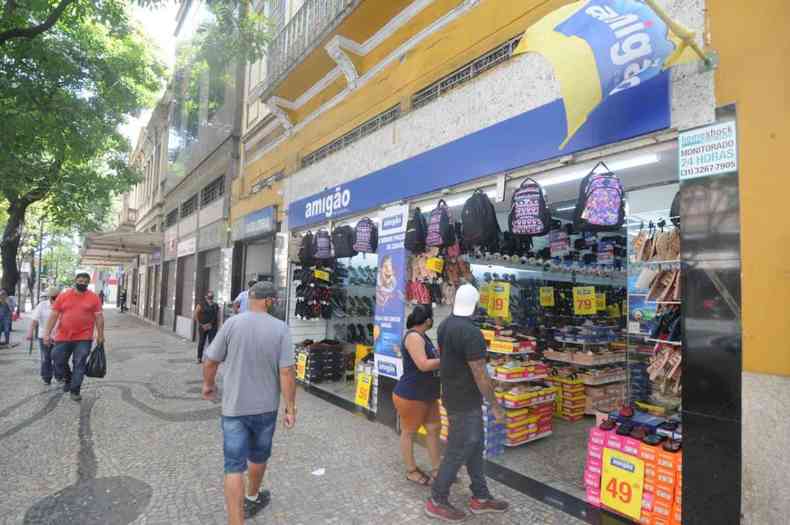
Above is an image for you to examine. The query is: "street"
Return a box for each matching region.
[0,308,583,525]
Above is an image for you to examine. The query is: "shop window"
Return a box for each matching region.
[181,194,198,218]
[412,34,522,110]
[165,208,179,227]
[201,176,225,207]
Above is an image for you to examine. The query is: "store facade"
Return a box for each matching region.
[278,32,733,525]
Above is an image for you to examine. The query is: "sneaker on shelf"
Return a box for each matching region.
[468,497,509,514]
[425,498,466,522]
[243,490,271,519]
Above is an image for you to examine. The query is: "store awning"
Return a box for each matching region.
[80,230,163,267]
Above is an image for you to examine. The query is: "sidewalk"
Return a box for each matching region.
[0,308,584,525]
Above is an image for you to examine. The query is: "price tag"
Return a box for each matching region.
[573,286,596,315]
[600,448,645,521]
[596,293,607,312]
[539,287,555,307]
[489,282,511,319]
[355,372,373,407]
[481,329,496,342]
[314,269,330,282]
[296,353,307,381]
[426,257,444,273]
[490,339,515,353]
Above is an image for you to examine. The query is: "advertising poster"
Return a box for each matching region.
[373,206,408,379]
[627,274,657,336]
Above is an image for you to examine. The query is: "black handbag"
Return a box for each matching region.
[86,343,107,378]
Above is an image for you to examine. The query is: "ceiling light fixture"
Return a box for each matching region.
[537,153,660,187]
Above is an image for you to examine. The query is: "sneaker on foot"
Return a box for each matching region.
[70,393,82,402]
[43,379,51,385]
[243,489,271,519]
[468,497,509,514]
[425,498,466,522]
[62,383,71,393]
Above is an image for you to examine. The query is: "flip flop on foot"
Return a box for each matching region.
[406,468,432,487]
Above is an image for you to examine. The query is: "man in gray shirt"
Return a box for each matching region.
[203,281,296,524]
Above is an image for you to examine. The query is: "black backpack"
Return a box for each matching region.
[426,200,455,247]
[298,232,316,266]
[332,225,357,258]
[509,178,551,237]
[353,217,379,253]
[462,190,499,248]
[405,207,428,253]
[313,229,333,259]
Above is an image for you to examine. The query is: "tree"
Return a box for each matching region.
[0,15,165,293]
[0,1,271,63]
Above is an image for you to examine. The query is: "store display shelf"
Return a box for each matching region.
[501,396,557,409]
[493,374,548,383]
[505,431,553,447]
[543,354,627,366]
[554,337,614,346]
[579,375,626,386]
[468,257,626,286]
[488,349,534,355]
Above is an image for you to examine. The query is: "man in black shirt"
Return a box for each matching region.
[425,284,509,522]
[194,291,219,364]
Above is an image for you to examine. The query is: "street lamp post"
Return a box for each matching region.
[35,221,44,305]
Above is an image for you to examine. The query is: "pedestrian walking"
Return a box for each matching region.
[232,280,257,314]
[98,289,105,304]
[119,289,128,312]
[6,292,16,331]
[393,304,442,487]
[0,291,12,345]
[43,273,104,402]
[27,287,61,385]
[425,284,509,522]
[193,290,219,364]
[202,281,296,525]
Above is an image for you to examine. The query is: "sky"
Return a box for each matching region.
[118,3,181,149]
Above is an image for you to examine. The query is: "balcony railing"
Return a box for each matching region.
[256,0,359,100]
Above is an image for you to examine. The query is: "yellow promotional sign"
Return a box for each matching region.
[479,283,491,312]
[490,339,515,353]
[355,372,373,407]
[489,282,511,319]
[539,287,555,307]
[600,448,645,521]
[481,329,496,342]
[314,269,330,282]
[596,292,607,311]
[296,353,307,381]
[426,257,444,273]
[573,286,596,315]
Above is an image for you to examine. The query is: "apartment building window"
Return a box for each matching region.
[412,35,522,110]
[166,208,179,227]
[181,194,198,218]
[201,176,225,207]
[301,105,401,168]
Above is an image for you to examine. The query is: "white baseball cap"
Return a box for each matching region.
[453,284,480,317]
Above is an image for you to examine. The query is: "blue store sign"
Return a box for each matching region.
[238,206,276,240]
[288,72,670,229]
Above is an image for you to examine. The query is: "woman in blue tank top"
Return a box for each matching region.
[393,305,441,486]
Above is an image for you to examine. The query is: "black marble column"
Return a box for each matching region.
[679,166,742,525]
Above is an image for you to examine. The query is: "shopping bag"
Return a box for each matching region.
[85,343,107,378]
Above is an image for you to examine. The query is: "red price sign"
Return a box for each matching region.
[573,286,596,315]
[600,448,645,520]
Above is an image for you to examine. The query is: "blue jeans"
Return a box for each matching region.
[431,407,491,504]
[54,340,92,394]
[221,412,278,474]
[38,339,56,382]
[0,317,10,343]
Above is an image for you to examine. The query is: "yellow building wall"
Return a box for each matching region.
[709,0,790,376]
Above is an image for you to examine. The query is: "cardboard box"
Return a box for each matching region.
[657,467,676,486]
[584,470,601,488]
[606,434,624,451]
[586,462,602,476]
[654,484,675,505]
[644,480,656,494]
[652,501,672,520]
[585,487,601,508]
[651,517,670,525]
[588,444,604,461]
[642,491,654,511]
[639,511,652,524]
[623,437,641,457]
[640,443,659,464]
[657,449,680,471]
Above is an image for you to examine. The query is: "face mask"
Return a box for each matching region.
[75,283,88,292]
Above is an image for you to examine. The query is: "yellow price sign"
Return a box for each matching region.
[490,339,515,353]
[426,257,444,273]
[489,282,511,319]
[573,286,597,315]
[314,269,330,282]
[481,329,496,342]
[596,292,607,312]
[296,353,307,381]
[600,448,645,521]
[479,283,491,312]
[355,372,373,407]
[539,287,555,307]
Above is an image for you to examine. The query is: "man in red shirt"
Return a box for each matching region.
[43,273,104,402]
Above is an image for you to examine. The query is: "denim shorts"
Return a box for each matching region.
[221,412,278,474]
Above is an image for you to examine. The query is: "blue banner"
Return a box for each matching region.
[372,230,407,379]
[288,71,670,229]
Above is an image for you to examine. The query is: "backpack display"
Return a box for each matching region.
[462,190,499,247]
[313,229,333,259]
[353,217,379,253]
[426,200,455,247]
[509,178,551,237]
[405,207,428,253]
[573,162,625,231]
[298,232,316,266]
[332,225,357,258]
